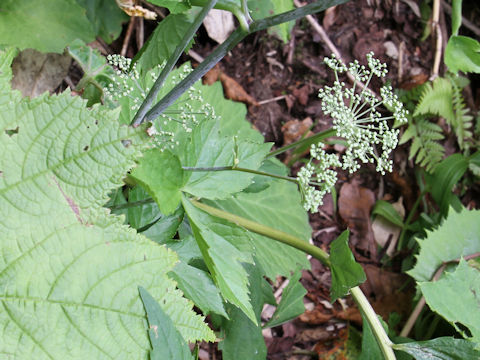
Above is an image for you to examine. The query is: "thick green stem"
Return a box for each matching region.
[132,0,218,127]
[142,0,349,124]
[350,287,396,360]
[190,199,331,266]
[267,128,337,158]
[190,199,396,359]
[182,165,299,184]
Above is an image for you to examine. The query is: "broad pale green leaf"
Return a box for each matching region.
[265,269,306,328]
[183,197,257,323]
[330,230,366,302]
[137,14,195,73]
[182,119,272,199]
[169,261,228,317]
[445,35,480,74]
[0,0,95,53]
[408,207,480,282]
[131,149,184,215]
[139,287,194,360]
[419,260,480,345]
[393,337,480,359]
[248,0,295,42]
[76,0,128,43]
[208,159,311,280]
[219,263,267,360]
[0,49,214,358]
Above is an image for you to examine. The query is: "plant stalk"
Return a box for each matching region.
[182,166,299,184]
[142,0,349,124]
[266,128,336,158]
[132,0,218,127]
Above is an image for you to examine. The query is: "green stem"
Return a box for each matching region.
[266,128,336,158]
[397,190,426,250]
[350,287,396,360]
[182,165,299,184]
[190,199,331,266]
[132,0,218,127]
[142,0,349,124]
[190,199,396,359]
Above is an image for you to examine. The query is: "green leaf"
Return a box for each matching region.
[76,0,128,43]
[451,0,463,36]
[137,14,195,73]
[445,35,480,74]
[359,313,388,360]
[219,263,267,360]
[414,77,454,122]
[183,197,257,324]
[393,337,480,360]
[248,0,295,42]
[419,260,480,344]
[131,149,184,215]
[426,154,469,215]
[0,0,95,53]
[182,119,272,199]
[126,186,184,244]
[139,286,194,360]
[264,269,307,328]
[372,200,405,228]
[207,159,311,280]
[408,207,480,282]
[147,0,191,13]
[0,49,214,358]
[67,39,116,106]
[330,230,366,303]
[169,261,228,317]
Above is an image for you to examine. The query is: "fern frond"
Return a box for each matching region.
[403,118,445,172]
[451,78,473,149]
[414,77,454,121]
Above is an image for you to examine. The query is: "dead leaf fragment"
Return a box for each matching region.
[116,0,157,19]
[338,181,376,256]
[203,9,235,44]
[12,49,71,98]
[219,73,258,106]
[372,197,405,256]
[292,85,311,106]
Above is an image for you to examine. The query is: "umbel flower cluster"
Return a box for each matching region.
[297,53,408,213]
[104,55,217,151]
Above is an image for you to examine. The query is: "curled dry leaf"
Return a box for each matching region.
[338,181,376,257]
[281,117,314,164]
[115,0,157,19]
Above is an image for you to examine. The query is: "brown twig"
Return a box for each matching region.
[430,0,442,79]
[136,16,144,50]
[121,16,136,57]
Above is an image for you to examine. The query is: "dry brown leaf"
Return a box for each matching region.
[292,85,311,106]
[202,64,221,85]
[299,306,334,324]
[116,0,157,19]
[322,6,338,30]
[219,73,258,106]
[338,181,376,256]
[372,197,405,256]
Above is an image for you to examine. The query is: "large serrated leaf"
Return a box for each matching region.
[0,0,95,53]
[419,260,480,345]
[393,337,480,359]
[0,49,214,358]
[445,35,480,74]
[408,207,480,282]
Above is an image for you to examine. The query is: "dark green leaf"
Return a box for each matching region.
[264,269,307,328]
[359,313,388,360]
[372,200,405,228]
[219,263,267,360]
[131,149,184,215]
[139,286,194,360]
[393,337,480,360]
[0,0,95,53]
[445,35,480,74]
[137,14,195,73]
[147,0,191,13]
[248,0,295,42]
[330,230,366,303]
[169,261,228,317]
[426,153,469,215]
[76,0,128,43]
